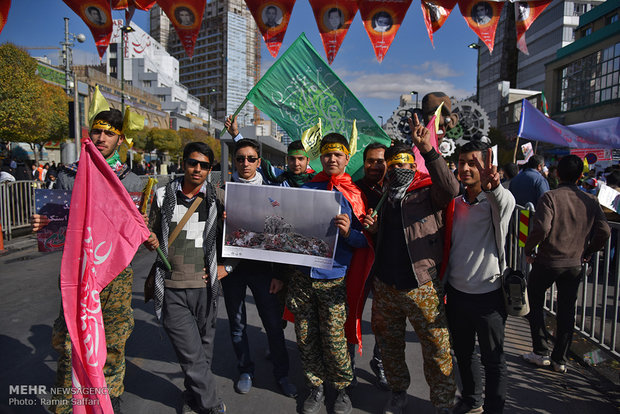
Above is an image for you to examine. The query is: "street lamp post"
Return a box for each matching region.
[468,42,481,103]
[410,91,419,109]
[61,17,85,161]
[207,88,216,133]
[120,25,135,116]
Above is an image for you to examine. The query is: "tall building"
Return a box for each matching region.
[476,0,605,127]
[149,1,261,127]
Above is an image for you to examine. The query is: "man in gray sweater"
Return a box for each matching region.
[522,154,610,373]
[444,141,515,414]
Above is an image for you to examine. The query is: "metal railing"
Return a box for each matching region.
[507,203,620,358]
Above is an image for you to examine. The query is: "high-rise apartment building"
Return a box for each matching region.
[149,1,261,126]
[476,0,604,127]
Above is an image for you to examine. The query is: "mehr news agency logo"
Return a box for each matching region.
[8,384,109,407]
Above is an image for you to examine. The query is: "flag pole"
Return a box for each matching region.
[364,191,388,230]
[534,140,539,154]
[513,136,520,163]
[219,97,249,138]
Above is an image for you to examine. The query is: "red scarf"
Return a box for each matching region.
[311,171,367,222]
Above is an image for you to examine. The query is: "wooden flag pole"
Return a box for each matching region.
[534,140,539,154]
[513,136,520,163]
[219,98,249,138]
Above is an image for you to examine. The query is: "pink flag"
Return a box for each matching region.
[412,115,440,174]
[60,138,149,413]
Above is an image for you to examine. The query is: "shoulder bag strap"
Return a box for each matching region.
[168,195,203,246]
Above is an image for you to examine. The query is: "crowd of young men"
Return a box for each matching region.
[32,97,610,414]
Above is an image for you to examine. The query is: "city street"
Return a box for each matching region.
[1,242,618,414]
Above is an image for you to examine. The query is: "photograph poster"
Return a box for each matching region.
[222,183,342,270]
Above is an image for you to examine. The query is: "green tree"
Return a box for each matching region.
[0,43,68,164]
[176,128,222,163]
[147,128,181,154]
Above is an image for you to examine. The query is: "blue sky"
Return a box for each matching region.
[0,0,479,123]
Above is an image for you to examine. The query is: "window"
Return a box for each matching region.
[606,13,619,25]
[558,42,620,112]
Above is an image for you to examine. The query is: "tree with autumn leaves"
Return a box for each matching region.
[0,43,69,164]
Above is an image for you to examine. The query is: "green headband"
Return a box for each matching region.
[288,149,309,157]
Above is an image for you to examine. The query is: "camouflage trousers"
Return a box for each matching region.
[49,267,135,414]
[372,277,456,408]
[286,272,353,390]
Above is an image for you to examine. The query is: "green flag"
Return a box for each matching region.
[246,33,391,180]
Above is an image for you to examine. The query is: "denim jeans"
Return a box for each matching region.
[446,284,507,414]
[526,264,582,364]
[221,264,289,380]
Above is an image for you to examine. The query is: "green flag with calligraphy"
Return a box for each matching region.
[246,33,391,180]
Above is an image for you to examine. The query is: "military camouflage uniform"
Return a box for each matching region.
[372,277,455,408]
[286,270,353,389]
[49,267,134,413]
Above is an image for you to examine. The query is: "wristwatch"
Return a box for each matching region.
[224,265,233,274]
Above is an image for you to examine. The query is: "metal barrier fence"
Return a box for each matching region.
[0,172,223,241]
[507,203,620,358]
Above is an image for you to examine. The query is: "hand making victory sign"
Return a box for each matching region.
[472,148,500,191]
[407,113,433,153]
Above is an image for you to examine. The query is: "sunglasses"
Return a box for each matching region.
[185,158,212,169]
[235,156,259,163]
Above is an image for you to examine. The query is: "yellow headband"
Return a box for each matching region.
[387,153,415,166]
[91,119,122,136]
[320,143,349,155]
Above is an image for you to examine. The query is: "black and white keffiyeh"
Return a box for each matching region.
[386,168,416,206]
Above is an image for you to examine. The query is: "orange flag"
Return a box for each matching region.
[421,0,457,46]
[112,0,156,10]
[0,0,10,36]
[156,0,205,58]
[246,0,297,58]
[358,0,413,63]
[515,0,552,55]
[309,0,358,64]
[62,0,114,58]
[458,0,504,53]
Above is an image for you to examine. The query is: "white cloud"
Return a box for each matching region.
[333,62,471,101]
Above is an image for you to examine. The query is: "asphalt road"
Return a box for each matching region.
[1,245,618,413]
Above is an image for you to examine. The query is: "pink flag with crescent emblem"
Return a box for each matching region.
[60,138,149,413]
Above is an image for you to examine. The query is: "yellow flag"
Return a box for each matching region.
[433,102,444,132]
[583,157,589,173]
[122,106,145,135]
[349,120,358,157]
[301,118,322,160]
[88,85,110,127]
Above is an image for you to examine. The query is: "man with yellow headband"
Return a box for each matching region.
[370,114,459,414]
[286,133,374,414]
[31,109,153,414]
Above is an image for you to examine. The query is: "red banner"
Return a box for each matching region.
[309,0,358,64]
[156,0,206,58]
[246,0,297,58]
[63,0,114,58]
[458,0,504,53]
[421,0,457,46]
[359,0,413,63]
[0,0,10,36]
[112,0,156,11]
[515,0,551,54]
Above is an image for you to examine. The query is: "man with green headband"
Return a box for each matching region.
[31,109,153,414]
[225,115,315,187]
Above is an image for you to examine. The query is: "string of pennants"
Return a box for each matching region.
[0,0,551,63]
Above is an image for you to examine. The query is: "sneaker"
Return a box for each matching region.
[235,373,252,394]
[278,376,298,398]
[370,358,390,391]
[207,402,227,414]
[383,391,407,414]
[451,399,483,414]
[333,389,352,414]
[551,361,567,373]
[522,352,551,367]
[302,384,324,414]
[110,396,123,414]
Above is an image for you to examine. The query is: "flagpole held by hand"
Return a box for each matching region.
[364,191,388,229]
[219,98,249,138]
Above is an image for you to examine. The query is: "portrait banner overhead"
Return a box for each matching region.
[0,0,10,36]
[245,33,392,180]
[112,0,156,10]
[421,0,457,46]
[246,0,297,58]
[358,0,413,63]
[515,0,552,54]
[156,0,205,58]
[63,0,114,58]
[458,0,504,53]
[309,0,359,64]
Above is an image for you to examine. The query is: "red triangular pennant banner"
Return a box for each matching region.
[515,0,552,55]
[458,0,504,53]
[421,0,457,46]
[0,0,11,36]
[358,0,413,63]
[309,0,358,64]
[62,0,114,59]
[156,0,206,58]
[246,0,297,58]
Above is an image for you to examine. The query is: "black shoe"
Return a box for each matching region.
[370,358,390,391]
[110,396,123,414]
[333,389,352,414]
[302,384,324,414]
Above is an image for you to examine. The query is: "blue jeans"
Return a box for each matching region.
[446,284,507,414]
[221,265,289,380]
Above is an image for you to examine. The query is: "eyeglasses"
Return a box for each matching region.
[185,158,212,169]
[235,156,259,163]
